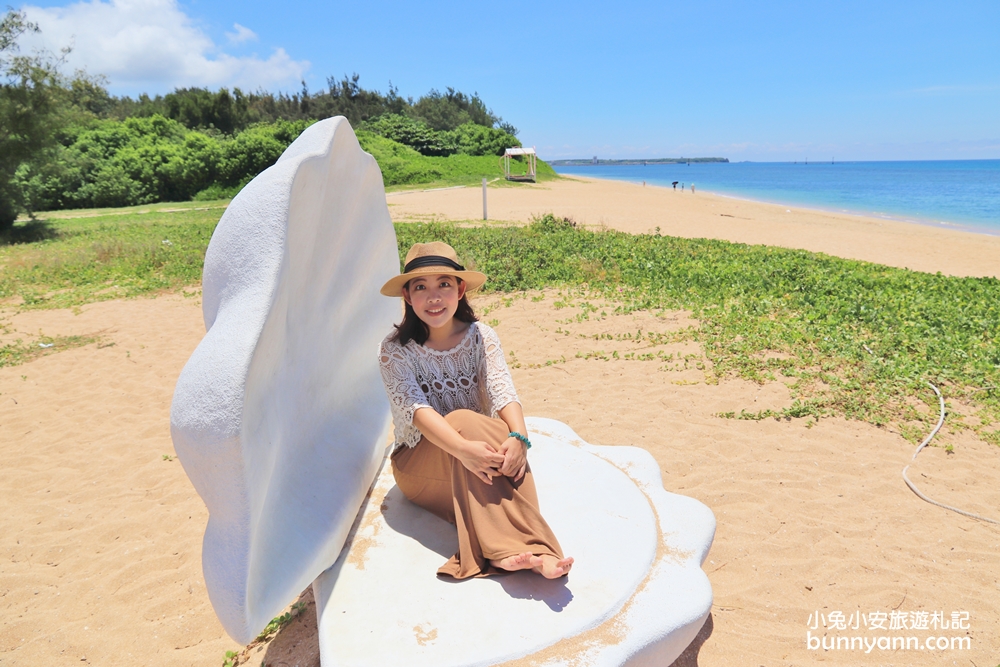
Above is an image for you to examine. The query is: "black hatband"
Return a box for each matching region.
[404,255,465,273]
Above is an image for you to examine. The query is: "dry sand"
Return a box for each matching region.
[3,181,999,666]
[0,296,235,665]
[389,176,1000,278]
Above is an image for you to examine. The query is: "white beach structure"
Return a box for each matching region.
[503,146,538,182]
[171,117,716,666]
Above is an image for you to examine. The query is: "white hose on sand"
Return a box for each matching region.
[901,381,1000,526]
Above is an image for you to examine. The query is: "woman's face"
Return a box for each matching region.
[403,274,467,330]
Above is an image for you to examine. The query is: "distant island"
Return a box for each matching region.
[550,157,729,166]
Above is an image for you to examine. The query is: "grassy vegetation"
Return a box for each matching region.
[0,333,101,367]
[398,216,1000,444]
[220,601,308,666]
[0,206,217,309]
[2,207,998,445]
[357,130,558,190]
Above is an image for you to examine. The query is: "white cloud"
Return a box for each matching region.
[20,0,308,94]
[226,23,257,45]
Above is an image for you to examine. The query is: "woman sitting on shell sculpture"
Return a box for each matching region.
[378,242,574,579]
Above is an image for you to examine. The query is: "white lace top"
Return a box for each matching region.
[378,322,520,450]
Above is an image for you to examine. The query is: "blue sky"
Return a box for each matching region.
[18,0,1000,161]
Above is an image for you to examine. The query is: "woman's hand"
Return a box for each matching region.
[457,439,506,485]
[496,402,529,482]
[498,436,527,481]
[413,407,504,485]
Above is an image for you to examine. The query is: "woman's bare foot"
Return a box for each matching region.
[533,555,574,579]
[490,552,542,572]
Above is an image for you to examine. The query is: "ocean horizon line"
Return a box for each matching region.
[550,157,1000,165]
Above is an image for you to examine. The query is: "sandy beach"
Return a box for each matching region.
[2,179,999,666]
[389,175,1000,279]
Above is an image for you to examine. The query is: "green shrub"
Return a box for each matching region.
[217,120,312,186]
[16,115,208,209]
[360,114,457,156]
[13,116,314,211]
[445,122,520,156]
[13,113,543,212]
[360,115,520,157]
[192,182,245,201]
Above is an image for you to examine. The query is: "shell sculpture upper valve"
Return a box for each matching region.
[170,117,716,666]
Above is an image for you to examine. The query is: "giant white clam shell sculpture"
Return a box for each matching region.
[171,116,716,665]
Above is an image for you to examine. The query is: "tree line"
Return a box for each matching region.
[0,9,521,229]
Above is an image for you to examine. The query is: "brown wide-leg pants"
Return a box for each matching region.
[390,409,564,579]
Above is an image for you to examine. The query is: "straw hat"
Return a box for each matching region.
[380,242,487,297]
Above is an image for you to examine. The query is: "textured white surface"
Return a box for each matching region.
[313,417,715,666]
[170,117,399,644]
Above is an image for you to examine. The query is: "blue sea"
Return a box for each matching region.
[552,160,1000,234]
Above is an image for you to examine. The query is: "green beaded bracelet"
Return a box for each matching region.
[508,431,531,449]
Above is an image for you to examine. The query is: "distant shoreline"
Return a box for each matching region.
[385,173,1000,278]
[551,160,1000,235]
[561,170,1000,238]
[549,157,729,166]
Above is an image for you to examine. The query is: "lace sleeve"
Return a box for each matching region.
[378,338,431,447]
[479,324,520,415]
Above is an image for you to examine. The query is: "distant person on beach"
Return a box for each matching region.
[377,242,574,580]
[672,181,678,189]
[691,183,695,194]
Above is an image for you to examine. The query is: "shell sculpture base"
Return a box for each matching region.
[313,417,716,666]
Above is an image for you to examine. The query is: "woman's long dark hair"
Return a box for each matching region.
[389,278,478,346]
